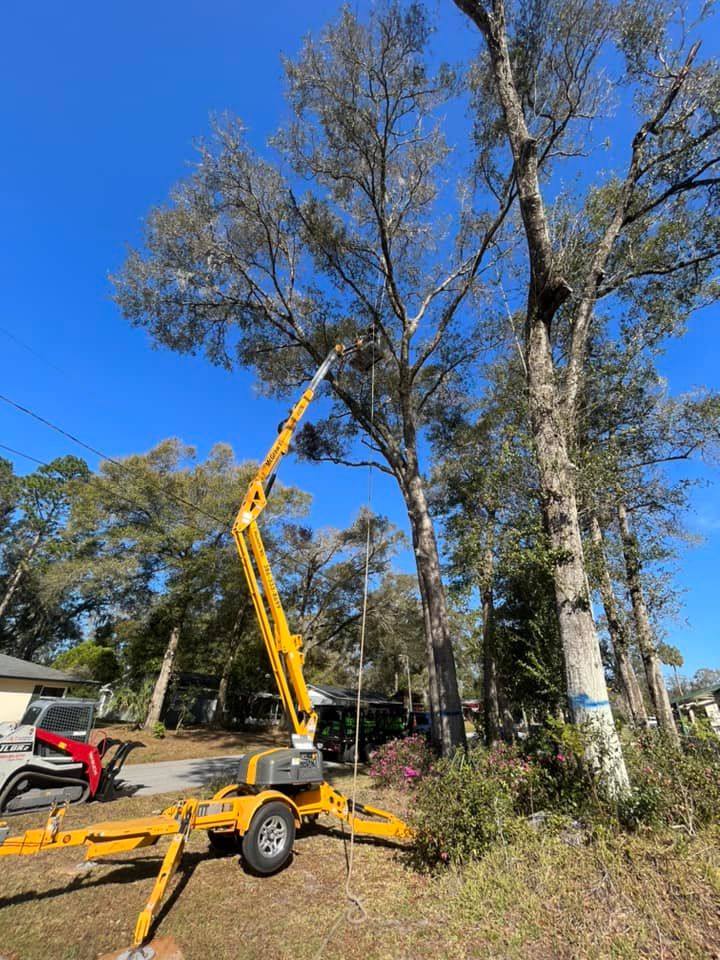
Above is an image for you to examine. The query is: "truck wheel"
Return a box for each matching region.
[241,801,295,875]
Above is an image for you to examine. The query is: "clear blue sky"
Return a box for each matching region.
[0,2,717,678]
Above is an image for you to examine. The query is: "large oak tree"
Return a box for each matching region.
[112,5,516,752]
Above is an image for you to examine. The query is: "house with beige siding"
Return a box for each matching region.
[671,683,720,736]
[0,653,94,722]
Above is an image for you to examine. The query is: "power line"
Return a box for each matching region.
[0,390,227,527]
[0,397,383,603]
[0,443,47,467]
[0,436,383,609]
[0,325,67,377]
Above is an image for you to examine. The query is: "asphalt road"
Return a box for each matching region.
[119,755,245,796]
[119,754,343,797]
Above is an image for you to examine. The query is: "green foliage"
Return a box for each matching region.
[411,722,720,869]
[411,749,525,866]
[523,717,600,815]
[152,721,167,739]
[53,641,119,684]
[621,732,720,832]
[0,455,92,661]
[367,735,435,789]
[110,678,155,724]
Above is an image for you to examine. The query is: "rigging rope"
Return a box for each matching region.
[344,306,380,922]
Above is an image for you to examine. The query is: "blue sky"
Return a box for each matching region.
[0,2,717,678]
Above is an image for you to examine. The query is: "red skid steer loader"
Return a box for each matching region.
[0,696,143,815]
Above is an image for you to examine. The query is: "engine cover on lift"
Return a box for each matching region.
[236,745,324,789]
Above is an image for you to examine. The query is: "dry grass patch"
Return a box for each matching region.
[91,724,286,764]
[0,781,718,960]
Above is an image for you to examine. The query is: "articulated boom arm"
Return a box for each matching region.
[231,343,355,741]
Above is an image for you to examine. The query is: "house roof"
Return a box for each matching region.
[0,653,96,685]
[671,683,720,706]
[308,683,404,707]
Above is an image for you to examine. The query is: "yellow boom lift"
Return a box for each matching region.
[0,340,410,959]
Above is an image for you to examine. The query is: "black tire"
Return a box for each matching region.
[241,801,295,875]
[207,828,240,854]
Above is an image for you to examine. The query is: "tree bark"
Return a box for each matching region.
[144,625,181,730]
[589,514,648,726]
[480,512,500,745]
[525,322,629,794]
[453,0,629,797]
[403,469,466,755]
[616,502,679,742]
[212,604,250,728]
[0,530,42,621]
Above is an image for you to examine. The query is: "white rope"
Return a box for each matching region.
[312,301,383,960]
[344,313,377,922]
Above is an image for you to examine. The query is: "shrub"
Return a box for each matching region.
[409,720,720,869]
[410,750,524,866]
[152,721,167,739]
[522,717,594,814]
[469,741,543,815]
[622,732,720,832]
[368,735,434,789]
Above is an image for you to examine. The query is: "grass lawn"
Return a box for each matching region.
[0,765,719,960]
[91,724,287,764]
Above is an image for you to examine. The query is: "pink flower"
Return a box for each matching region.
[556,753,566,763]
[440,851,449,862]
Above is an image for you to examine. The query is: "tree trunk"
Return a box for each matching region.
[480,513,500,745]
[0,529,42,620]
[144,625,180,730]
[212,604,250,727]
[526,321,629,796]
[616,502,679,742]
[215,663,233,728]
[589,514,648,726]
[452,0,628,795]
[403,469,466,755]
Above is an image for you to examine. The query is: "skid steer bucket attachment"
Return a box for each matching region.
[95,738,145,801]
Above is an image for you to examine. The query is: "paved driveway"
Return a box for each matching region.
[119,755,244,796]
[119,754,342,797]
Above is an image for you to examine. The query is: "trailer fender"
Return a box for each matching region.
[210,785,301,833]
[242,790,301,833]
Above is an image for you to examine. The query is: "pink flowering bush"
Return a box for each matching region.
[410,748,523,866]
[523,717,590,812]
[621,732,720,831]
[368,734,434,789]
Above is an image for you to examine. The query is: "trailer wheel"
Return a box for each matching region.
[241,801,295,875]
[207,828,240,854]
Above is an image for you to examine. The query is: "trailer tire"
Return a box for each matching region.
[208,828,240,854]
[241,801,295,875]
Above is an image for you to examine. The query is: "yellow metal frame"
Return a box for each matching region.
[0,783,410,948]
[0,340,413,951]
[230,379,324,740]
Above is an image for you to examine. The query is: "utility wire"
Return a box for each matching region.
[0,401,380,603]
[0,390,227,527]
[0,325,67,377]
[0,443,47,467]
